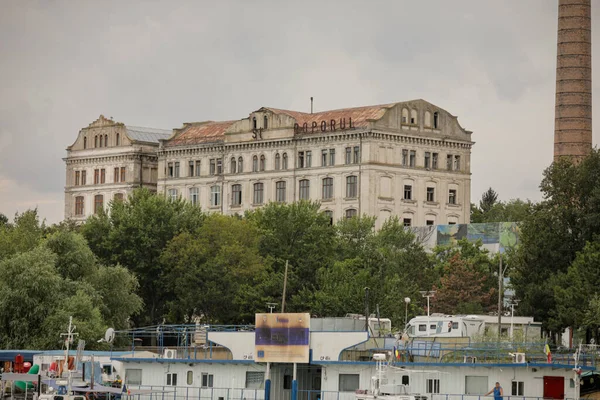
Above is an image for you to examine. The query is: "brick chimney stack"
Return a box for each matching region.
[554,0,592,161]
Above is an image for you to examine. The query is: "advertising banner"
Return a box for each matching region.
[254,313,310,363]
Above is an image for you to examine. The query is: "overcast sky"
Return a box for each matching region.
[1,0,599,224]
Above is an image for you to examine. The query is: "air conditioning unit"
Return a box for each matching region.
[163,349,176,359]
[513,353,526,364]
[463,356,477,363]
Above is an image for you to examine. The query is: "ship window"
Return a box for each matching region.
[339,374,359,392]
[511,381,524,396]
[427,379,440,394]
[430,324,436,330]
[402,376,409,385]
[166,373,177,386]
[418,324,426,332]
[187,371,193,385]
[125,369,142,385]
[452,322,459,329]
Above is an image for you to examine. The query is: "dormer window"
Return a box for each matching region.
[433,112,439,129]
[105,134,108,146]
[116,133,120,146]
[253,117,257,130]
[94,136,98,148]
[263,115,268,130]
[83,137,87,149]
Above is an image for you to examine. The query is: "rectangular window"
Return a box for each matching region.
[94,169,99,184]
[402,149,408,166]
[114,167,120,183]
[276,181,286,202]
[174,162,180,178]
[432,153,438,169]
[454,155,461,171]
[189,187,199,206]
[75,196,84,216]
[427,379,440,394]
[449,189,457,205]
[409,150,416,167]
[465,376,489,395]
[217,159,223,174]
[81,170,86,185]
[100,169,105,184]
[231,184,242,206]
[339,374,360,392]
[353,146,360,164]
[321,149,328,167]
[346,176,357,198]
[306,151,312,167]
[168,188,178,201]
[166,373,177,386]
[187,371,193,385]
[424,152,431,169]
[245,371,265,389]
[299,180,310,200]
[298,151,305,168]
[195,160,201,176]
[201,373,213,388]
[94,195,103,214]
[283,375,292,390]
[75,171,80,186]
[125,369,142,385]
[253,183,264,205]
[426,187,435,202]
[210,159,216,175]
[121,167,126,182]
[447,154,453,170]
[404,185,412,200]
[168,162,174,177]
[189,161,194,177]
[345,209,357,219]
[511,381,524,396]
[210,186,221,207]
[322,178,333,200]
[403,218,411,227]
[426,220,434,226]
[329,149,335,166]
[418,324,426,332]
[345,147,352,164]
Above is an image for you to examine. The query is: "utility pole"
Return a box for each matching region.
[281,260,289,313]
[364,287,370,332]
[498,254,503,341]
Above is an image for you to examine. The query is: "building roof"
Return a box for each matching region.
[125,126,172,144]
[264,103,395,128]
[167,121,237,146]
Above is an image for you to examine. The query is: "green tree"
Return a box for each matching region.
[0,213,8,227]
[0,209,44,261]
[161,214,266,324]
[246,201,335,311]
[81,188,205,324]
[480,187,499,213]
[0,247,63,348]
[512,150,600,334]
[44,230,98,281]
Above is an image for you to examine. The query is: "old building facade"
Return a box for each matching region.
[64,115,171,220]
[157,100,473,226]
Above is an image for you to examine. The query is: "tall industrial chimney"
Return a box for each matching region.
[554,0,592,161]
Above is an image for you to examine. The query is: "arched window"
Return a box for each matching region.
[424,111,431,127]
[275,153,281,170]
[105,134,108,146]
[345,209,357,219]
[94,135,98,148]
[116,133,120,146]
[282,153,288,170]
[252,117,257,130]
[99,135,103,147]
[402,108,409,124]
[230,157,237,174]
[410,109,417,125]
[346,175,358,198]
[114,193,124,202]
[75,196,84,216]
[433,112,439,129]
[94,195,104,214]
[83,137,87,149]
[259,155,266,171]
[322,177,333,200]
[275,181,286,202]
[299,179,310,200]
[238,156,244,173]
[323,210,334,225]
[263,115,268,129]
[252,155,258,172]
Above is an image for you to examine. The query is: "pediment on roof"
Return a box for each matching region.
[87,115,121,128]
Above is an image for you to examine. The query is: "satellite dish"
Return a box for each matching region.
[104,328,115,344]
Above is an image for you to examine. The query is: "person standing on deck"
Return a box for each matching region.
[486,382,503,400]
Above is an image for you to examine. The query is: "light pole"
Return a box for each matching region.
[266,303,277,313]
[404,297,411,327]
[419,291,436,336]
[510,298,520,340]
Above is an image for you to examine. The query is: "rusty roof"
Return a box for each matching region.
[264,103,396,128]
[167,121,237,146]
